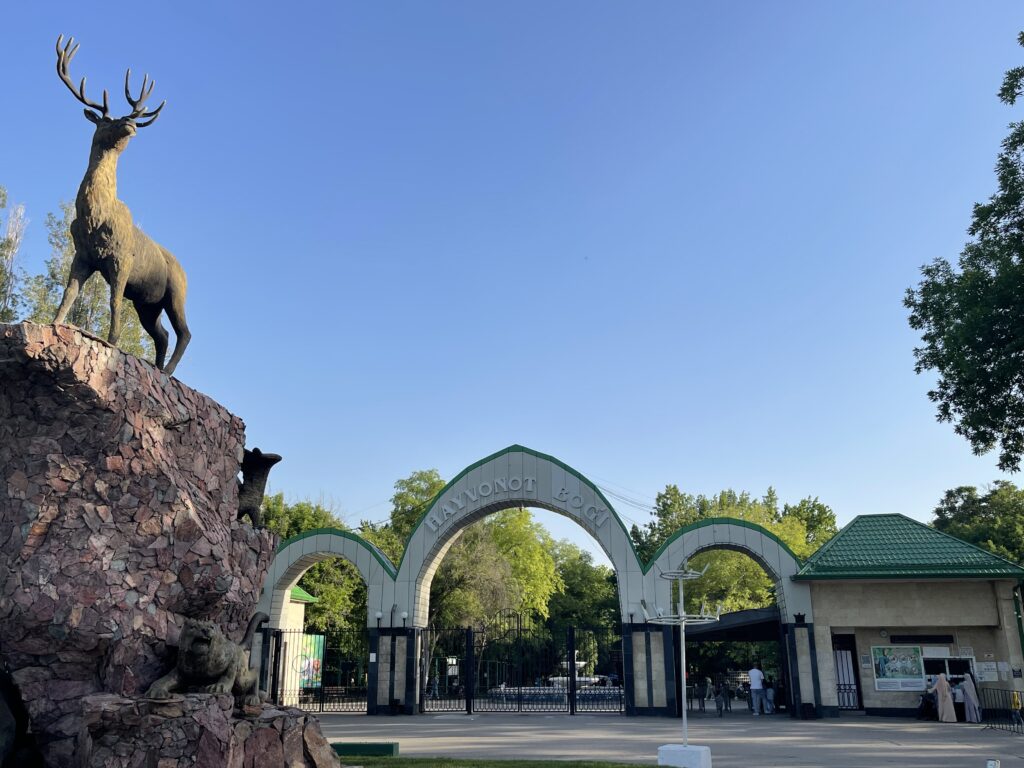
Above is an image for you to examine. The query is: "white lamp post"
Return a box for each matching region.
[649,564,721,768]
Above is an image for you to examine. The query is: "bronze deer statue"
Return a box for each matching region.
[52,35,191,376]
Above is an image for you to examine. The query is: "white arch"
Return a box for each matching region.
[643,518,812,623]
[392,445,648,627]
[256,528,397,628]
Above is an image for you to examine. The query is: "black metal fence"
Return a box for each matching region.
[257,616,624,716]
[980,687,1024,734]
[258,627,370,713]
[421,611,624,714]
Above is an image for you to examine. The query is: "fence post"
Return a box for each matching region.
[465,626,475,715]
[568,625,577,715]
[258,626,272,696]
[270,629,284,706]
[318,636,327,713]
[517,614,524,713]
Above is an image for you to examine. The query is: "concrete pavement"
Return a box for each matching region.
[317,710,1024,767]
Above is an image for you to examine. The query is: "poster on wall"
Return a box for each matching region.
[871,646,926,691]
[975,661,998,682]
[297,634,325,688]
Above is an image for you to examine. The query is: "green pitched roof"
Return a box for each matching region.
[290,586,319,603]
[793,513,1024,581]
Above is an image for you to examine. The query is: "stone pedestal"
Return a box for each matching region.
[657,744,712,768]
[78,694,337,768]
[0,324,278,765]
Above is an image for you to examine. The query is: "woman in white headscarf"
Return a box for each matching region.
[930,673,957,723]
[961,672,982,723]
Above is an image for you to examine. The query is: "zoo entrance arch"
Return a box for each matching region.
[258,445,821,715]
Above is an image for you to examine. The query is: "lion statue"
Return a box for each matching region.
[146,613,268,707]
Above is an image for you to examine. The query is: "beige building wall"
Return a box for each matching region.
[792,625,816,708]
[281,597,307,632]
[278,598,310,706]
[809,580,1024,713]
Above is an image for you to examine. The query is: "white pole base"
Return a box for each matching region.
[657,743,712,767]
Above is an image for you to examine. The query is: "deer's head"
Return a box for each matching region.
[56,35,165,154]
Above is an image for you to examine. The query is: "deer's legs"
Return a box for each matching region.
[107,271,129,345]
[53,259,93,325]
[135,302,169,370]
[161,290,190,376]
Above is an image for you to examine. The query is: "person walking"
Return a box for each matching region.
[748,662,767,716]
[961,672,982,723]
[765,678,776,714]
[930,673,956,723]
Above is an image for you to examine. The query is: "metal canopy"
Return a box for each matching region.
[683,606,782,642]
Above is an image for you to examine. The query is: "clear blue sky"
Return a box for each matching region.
[5,2,1024,564]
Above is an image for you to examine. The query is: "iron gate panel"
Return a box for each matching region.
[420,626,472,712]
[259,627,369,713]
[572,625,625,713]
[421,612,624,714]
[473,611,568,712]
[833,649,860,710]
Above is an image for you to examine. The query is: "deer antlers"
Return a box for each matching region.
[56,35,166,127]
[56,35,109,118]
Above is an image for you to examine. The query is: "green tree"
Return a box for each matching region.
[546,540,619,633]
[781,497,838,547]
[0,187,26,323]
[630,484,701,563]
[426,522,517,626]
[262,492,340,538]
[388,469,445,548]
[22,201,151,360]
[931,481,1024,564]
[905,31,1024,471]
[487,507,563,619]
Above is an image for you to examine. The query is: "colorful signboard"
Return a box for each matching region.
[871,645,926,691]
[297,634,324,688]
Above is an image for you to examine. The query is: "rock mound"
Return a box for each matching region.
[0,323,277,765]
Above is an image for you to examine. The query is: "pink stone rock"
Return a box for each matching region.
[303,720,338,768]
[0,323,279,764]
[244,725,285,768]
[282,725,304,767]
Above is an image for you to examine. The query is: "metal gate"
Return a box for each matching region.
[421,611,624,714]
[259,627,370,712]
[835,651,860,708]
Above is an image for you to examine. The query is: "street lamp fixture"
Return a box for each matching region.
[649,563,721,766]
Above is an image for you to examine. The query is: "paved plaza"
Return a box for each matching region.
[318,711,1024,767]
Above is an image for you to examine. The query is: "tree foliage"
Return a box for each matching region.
[487,508,563,619]
[387,469,446,549]
[546,540,619,633]
[0,187,27,323]
[21,201,151,360]
[425,522,517,627]
[781,497,839,548]
[906,31,1024,471]
[931,481,1024,564]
